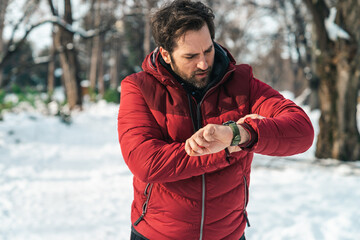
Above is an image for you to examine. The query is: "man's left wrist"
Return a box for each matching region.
[223,120,241,146]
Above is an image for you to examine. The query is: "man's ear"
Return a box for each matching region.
[159,47,171,64]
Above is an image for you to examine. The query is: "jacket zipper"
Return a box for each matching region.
[196,68,235,240]
[187,94,206,240]
[243,176,251,227]
[196,102,206,240]
[199,174,206,240]
[134,183,153,226]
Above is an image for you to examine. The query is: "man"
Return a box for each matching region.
[117,0,314,239]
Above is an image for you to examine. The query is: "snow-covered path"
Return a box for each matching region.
[247,156,360,240]
[0,101,359,240]
[0,102,132,240]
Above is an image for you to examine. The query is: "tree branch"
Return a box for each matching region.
[303,0,330,51]
[47,0,58,16]
[0,16,115,73]
[6,0,39,49]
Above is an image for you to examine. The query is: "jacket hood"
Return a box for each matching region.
[141,42,237,87]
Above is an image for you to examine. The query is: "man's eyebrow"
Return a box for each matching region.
[183,44,213,57]
[204,45,213,52]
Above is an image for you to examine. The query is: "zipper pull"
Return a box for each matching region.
[134,214,144,226]
[134,196,149,226]
[225,148,231,164]
[244,210,251,227]
[133,183,153,226]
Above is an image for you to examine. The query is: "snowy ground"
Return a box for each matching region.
[0,98,360,240]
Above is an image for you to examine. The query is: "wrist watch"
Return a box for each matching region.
[223,120,241,146]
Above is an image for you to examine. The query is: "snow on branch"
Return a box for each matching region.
[324,7,350,41]
[0,15,114,69]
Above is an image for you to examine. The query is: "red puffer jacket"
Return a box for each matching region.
[118,46,314,240]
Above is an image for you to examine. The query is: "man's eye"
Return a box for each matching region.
[185,56,195,59]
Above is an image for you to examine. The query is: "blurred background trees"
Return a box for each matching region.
[304,0,360,160]
[0,0,359,160]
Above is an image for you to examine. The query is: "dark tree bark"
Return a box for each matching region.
[109,35,119,90]
[143,0,157,57]
[48,0,82,110]
[47,29,56,96]
[0,0,9,87]
[97,33,105,96]
[89,0,101,92]
[304,0,360,161]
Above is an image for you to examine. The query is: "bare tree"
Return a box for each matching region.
[48,0,82,110]
[1,0,118,107]
[252,35,296,92]
[0,0,104,90]
[271,0,319,108]
[109,31,120,90]
[86,0,120,97]
[143,0,157,56]
[0,0,40,88]
[97,33,105,96]
[304,0,360,160]
[89,0,101,92]
[213,0,258,60]
[47,28,56,96]
[0,0,9,87]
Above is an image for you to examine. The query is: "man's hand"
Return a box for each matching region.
[185,115,265,157]
[185,123,250,156]
[237,114,265,124]
[185,124,233,156]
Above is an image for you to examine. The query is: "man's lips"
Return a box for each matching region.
[196,71,209,77]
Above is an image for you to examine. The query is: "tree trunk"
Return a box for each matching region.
[89,42,99,92]
[53,0,82,110]
[97,33,105,96]
[47,29,56,96]
[0,0,8,88]
[109,36,119,89]
[89,0,101,92]
[143,0,157,57]
[304,0,360,161]
[89,34,99,91]
[143,0,151,57]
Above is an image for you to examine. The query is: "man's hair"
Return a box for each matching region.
[151,0,215,53]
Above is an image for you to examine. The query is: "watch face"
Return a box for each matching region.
[224,120,236,125]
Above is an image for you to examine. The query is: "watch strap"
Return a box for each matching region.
[223,120,241,146]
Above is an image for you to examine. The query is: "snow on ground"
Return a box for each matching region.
[0,98,360,240]
[0,101,131,240]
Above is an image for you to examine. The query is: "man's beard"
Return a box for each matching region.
[170,58,212,89]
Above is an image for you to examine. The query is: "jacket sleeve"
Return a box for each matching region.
[118,77,234,183]
[244,68,314,156]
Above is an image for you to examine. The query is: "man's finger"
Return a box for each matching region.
[237,114,265,124]
[188,138,203,154]
[185,139,191,155]
[194,134,210,148]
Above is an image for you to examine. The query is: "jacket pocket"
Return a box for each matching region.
[134,183,154,226]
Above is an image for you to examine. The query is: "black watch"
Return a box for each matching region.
[223,120,241,146]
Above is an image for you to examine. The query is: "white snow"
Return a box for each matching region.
[1,99,360,240]
[0,101,131,240]
[325,7,351,41]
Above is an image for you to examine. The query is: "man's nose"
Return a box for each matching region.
[197,55,208,70]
